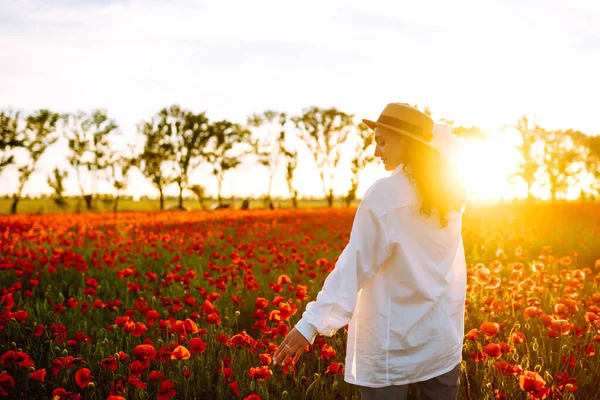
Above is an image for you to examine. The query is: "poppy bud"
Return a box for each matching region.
[62,349,69,356]
[87,382,95,389]
[11,342,16,347]
[17,348,22,352]
[282,391,289,398]
[313,373,321,380]
[235,311,240,317]
[28,366,35,372]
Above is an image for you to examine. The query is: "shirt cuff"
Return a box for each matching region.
[294,318,318,345]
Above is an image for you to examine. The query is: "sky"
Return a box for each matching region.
[1,0,599,201]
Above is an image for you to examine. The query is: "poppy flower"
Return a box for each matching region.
[29,368,46,382]
[133,344,156,362]
[480,321,500,336]
[170,345,190,360]
[158,379,176,400]
[483,343,502,358]
[248,366,272,381]
[229,380,241,397]
[324,362,344,376]
[148,370,164,381]
[188,337,207,355]
[519,371,546,392]
[75,368,93,389]
[0,373,15,397]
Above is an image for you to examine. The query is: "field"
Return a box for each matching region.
[0,198,363,215]
[1,203,599,399]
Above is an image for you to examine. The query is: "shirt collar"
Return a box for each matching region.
[391,163,405,176]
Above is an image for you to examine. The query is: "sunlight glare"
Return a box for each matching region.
[457,132,522,201]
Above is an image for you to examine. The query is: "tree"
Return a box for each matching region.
[107,145,137,212]
[282,145,299,209]
[47,167,69,208]
[63,109,118,210]
[11,109,60,214]
[345,122,375,207]
[137,111,177,211]
[450,125,490,141]
[0,109,24,174]
[292,106,354,207]
[540,129,583,201]
[161,105,210,209]
[189,184,207,210]
[570,131,600,201]
[202,120,252,207]
[508,115,543,202]
[247,110,288,207]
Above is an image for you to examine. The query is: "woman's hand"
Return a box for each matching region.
[273,327,310,366]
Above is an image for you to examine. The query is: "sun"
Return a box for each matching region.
[456,131,523,201]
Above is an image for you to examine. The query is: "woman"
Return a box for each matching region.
[273,103,467,400]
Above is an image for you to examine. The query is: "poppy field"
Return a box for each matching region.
[1,203,600,400]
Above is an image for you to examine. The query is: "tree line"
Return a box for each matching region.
[1,104,599,214]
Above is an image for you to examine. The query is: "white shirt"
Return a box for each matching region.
[294,163,466,388]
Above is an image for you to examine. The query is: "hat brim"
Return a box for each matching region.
[361,118,436,150]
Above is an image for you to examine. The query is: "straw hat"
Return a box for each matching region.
[362,102,459,160]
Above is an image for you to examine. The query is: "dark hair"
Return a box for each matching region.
[398,135,467,228]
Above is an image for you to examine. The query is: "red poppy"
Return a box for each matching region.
[158,380,176,400]
[183,338,204,356]
[483,343,502,359]
[480,321,500,336]
[325,362,344,376]
[29,368,46,382]
[170,345,191,360]
[519,371,546,392]
[0,373,15,397]
[248,366,272,381]
[229,380,241,397]
[75,368,93,389]
[133,344,156,362]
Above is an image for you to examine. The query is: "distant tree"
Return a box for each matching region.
[0,109,24,175]
[137,111,177,210]
[11,109,60,214]
[107,145,137,212]
[508,115,544,202]
[345,122,375,207]
[158,105,210,209]
[47,167,69,208]
[63,109,118,210]
[282,145,299,209]
[410,103,433,117]
[247,110,288,207]
[292,106,354,207]
[540,129,584,201]
[451,125,491,141]
[189,184,207,210]
[203,120,252,207]
[570,131,600,200]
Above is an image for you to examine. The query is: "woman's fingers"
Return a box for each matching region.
[293,346,304,363]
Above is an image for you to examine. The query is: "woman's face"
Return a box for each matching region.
[374,127,405,171]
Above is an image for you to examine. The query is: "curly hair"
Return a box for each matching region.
[398,135,467,229]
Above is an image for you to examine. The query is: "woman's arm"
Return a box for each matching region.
[294,198,393,344]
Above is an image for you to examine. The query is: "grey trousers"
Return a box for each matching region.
[359,363,461,400]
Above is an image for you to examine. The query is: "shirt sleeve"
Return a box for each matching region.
[294,198,393,344]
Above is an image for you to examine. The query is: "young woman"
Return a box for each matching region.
[273,103,468,400]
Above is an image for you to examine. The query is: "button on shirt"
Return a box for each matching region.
[294,163,467,388]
